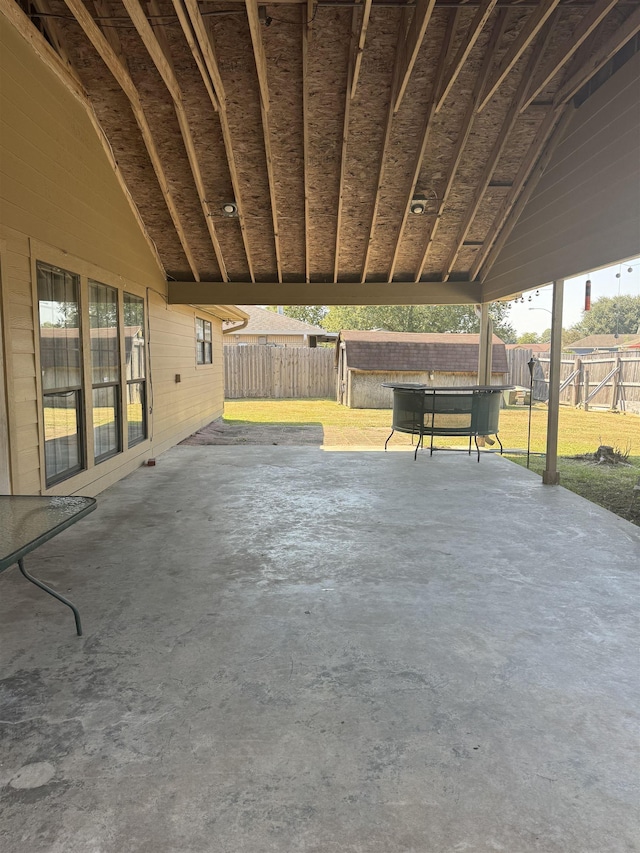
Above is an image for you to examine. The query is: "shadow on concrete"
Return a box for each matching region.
[180,416,325,446]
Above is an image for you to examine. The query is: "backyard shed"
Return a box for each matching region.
[336,330,508,408]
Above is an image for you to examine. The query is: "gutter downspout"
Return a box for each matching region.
[222,318,249,335]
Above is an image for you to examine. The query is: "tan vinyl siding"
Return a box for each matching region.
[0,17,224,495]
[483,52,640,300]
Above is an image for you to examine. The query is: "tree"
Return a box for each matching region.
[266,305,328,327]
[517,332,539,344]
[322,303,517,342]
[570,295,640,338]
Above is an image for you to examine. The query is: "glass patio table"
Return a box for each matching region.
[0,495,97,636]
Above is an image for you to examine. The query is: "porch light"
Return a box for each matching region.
[222,202,238,217]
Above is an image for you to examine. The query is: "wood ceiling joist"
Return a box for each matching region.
[435,0,498,113]
[61,0,201,280]
[414,9,507,282]
[472,104,573,282]
[360,10,409,283]
[121,0,228,280]
[393,0,437,113]
[174,0,256,282]
[443,15,557,279]
[31,0,80,78]
[302,8,311,283]
[521,0,619,113]
[351,0,372,100]
[334,8,359,282]
[0,0,166,275]
[387,9,459,282]
[245,0,282,281]
[553,4,640,105]
[478,0,562,113]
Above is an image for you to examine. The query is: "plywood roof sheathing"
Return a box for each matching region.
[335,9,359,282]
[61,0,200,280]
[553,3,640,105]
[393,0,437,113]
[302,9,311,284]
[443,13,558,279]
[521,0,619,113]
[435,0,498,113]
[351,0,373,100]
[478,0,562,113]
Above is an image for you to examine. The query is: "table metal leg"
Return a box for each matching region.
[17,558,82,636]
[384,429,395,451]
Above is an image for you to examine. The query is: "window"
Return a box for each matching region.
[89,281,121,463]
[124,293,146,446]
[37,263,84,486]
[196,317,212,364]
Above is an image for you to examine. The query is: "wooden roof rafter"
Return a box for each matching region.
[30,0,80,78]
[61,0,201,280]
[443,13,558,279]
[120,0,229,280]
[302,5,311,283]
[393,0,437,113]
[477,0,562,113]
[387,8,459,282]
[414,8,508,282]
[174,0,257,281]
[351,0,372,100]
[521,0,619,112]
[553,3,640,104]
[334,7,359,282]
[435,0,498,113]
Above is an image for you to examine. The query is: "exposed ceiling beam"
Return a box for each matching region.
[361,10,409,282]
[387,9,459,281]
[351,0,373,99]
[31,0,81,80]
[393,0,437,113]
[168,280,482,306]
[521,0,618,112]
[174,0,256,281]
[61,0,201,280]
[435,0,498,113]
[553,3,640,104]
[122,0,229,280]
[0,0,166,276]
[245,0,282,281]
[302,7,311,283]
[443,14,557,278]
[335,9,359,282]
[414,9,507,280]
[168,0,219,110]
[473,104,572,282]
[478,0,561,113]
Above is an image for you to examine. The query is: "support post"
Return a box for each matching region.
[477,303,493,386]
[543,279,564,485]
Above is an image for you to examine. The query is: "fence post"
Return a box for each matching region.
[610,356,621,411]
[573,357,581,407]
[584,369,590,412]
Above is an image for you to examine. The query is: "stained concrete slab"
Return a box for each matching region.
[1,447,638,853]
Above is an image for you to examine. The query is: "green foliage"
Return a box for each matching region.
[322,303,516,342]
[266,305,328,327]
[517,332,539,344]
[571,295,640,337]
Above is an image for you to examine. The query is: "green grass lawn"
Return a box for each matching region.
[224,398,640,525]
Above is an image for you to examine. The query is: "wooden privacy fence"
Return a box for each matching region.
[224,345,335,399]
[507,349,640,413]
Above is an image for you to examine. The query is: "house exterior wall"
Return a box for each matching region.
[346,371,508,409]
[0,18,224,496]
[223,333,307,347]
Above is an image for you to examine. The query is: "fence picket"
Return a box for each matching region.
[224,346,335,399]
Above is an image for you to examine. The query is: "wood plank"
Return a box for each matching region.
[61,0,200,279]
[335,9,359,282]
[414,9,507,281]
[521,0,618,113]
[245,0,270,112]
[302,12,311,282]
[123,0,228,280]
[388,10,458,281]
[553,4,640,105]
[168,280,481,306]
[394,0,437,113]
[435,0,498,113]
[351,0,373,99]
[443,17,556,279]
[175,0,256,282]
[478,0,561,113]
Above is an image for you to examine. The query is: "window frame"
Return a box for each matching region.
[89,279,122,465]
[196,316,213,365]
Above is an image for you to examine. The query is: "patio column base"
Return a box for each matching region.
[542,470,560,485]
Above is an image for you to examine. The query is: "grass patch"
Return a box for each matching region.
[224,399,640,524]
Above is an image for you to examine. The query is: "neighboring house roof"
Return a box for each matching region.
[338,330,508,373]
[506,343,551,353]
[223,305,330,337]
[567,334,640,350]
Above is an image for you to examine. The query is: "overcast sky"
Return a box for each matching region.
[506,256,640,336]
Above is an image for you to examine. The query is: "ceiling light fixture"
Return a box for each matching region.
[222,202,238,217]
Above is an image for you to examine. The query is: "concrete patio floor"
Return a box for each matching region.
[1,446,639,853]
